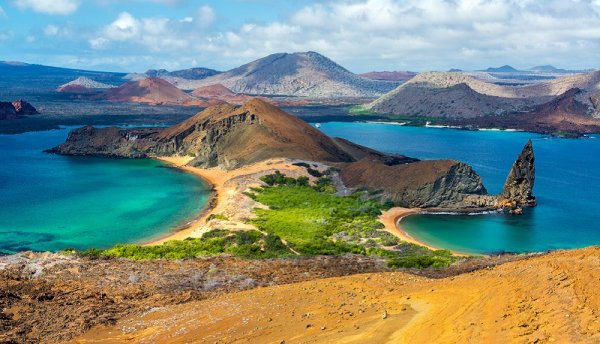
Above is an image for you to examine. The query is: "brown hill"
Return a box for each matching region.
[102,77,201,106]
[51,99,354,168]
[154,99,355,168]
[75,247,600,343]
[340,157,487,208]
[192,84,235,98]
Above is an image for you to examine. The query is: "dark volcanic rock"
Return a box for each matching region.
[0,100,38,120]
[48,126,160,158]
[0,102,17,120]
[502,140,536,206]
[11,100,38,116]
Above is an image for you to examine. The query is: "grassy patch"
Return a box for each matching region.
[246,173,459,268]
[76,229,292,260]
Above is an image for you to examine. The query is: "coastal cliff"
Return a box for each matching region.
[50,99,534,210]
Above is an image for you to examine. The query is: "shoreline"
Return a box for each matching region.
[146,157,474,257]
[379,207,471,257]
[143,156,219,245]
[144,157,317,245]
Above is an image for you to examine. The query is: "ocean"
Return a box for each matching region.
[0,128,210,254]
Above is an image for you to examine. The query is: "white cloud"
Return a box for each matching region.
[68,0,600,72]
[12,0,80,15]
[89,7,215,52]
[43,24,59,36]
[0,6,6,17]
[197,5,215,28]
[104,12,140,41]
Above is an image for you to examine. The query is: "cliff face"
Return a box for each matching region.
[340,157,488,208]
[502,140,536,206]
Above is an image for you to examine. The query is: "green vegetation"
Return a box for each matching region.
[246,173,458,268]
[292,162,324,177]
[368,243,455,269]
[76,229,292,260]
[260,170,309,187]
[74,172,459,269]
[349,105,448,127]
[553,131,582,138]
[207,213,229,221]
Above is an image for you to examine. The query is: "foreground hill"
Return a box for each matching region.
[190,51,399,98]
[50,99,533,210]
[73,246,600,343]
[101,77,200,106]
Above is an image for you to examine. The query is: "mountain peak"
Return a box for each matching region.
[485,65,520,72]
[192,52,399,98]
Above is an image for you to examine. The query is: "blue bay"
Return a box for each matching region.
[318,122,600,255]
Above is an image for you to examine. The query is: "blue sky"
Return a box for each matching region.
[1,0,600,73]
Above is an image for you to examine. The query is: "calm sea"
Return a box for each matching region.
[0,128,210,254]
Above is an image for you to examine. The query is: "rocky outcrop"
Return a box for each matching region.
[340,157,488,208]
[48,126,160,158]
[501,140,536,206]
[0,100,38,120]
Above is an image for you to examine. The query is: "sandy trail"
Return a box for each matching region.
[74,247,600,343]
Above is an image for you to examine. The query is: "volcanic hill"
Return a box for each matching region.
[190,51,399,98]
[102,77,200,106]
[57,76,115,93]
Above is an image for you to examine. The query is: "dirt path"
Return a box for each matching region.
[74,247,600,343]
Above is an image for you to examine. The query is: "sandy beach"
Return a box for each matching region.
[379,207,470,256]
[146,156,321,245]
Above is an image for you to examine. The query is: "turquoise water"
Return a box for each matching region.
[318,122,600,254]
[0,128,210,254]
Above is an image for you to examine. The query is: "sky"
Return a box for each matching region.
[1,0,600,73]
